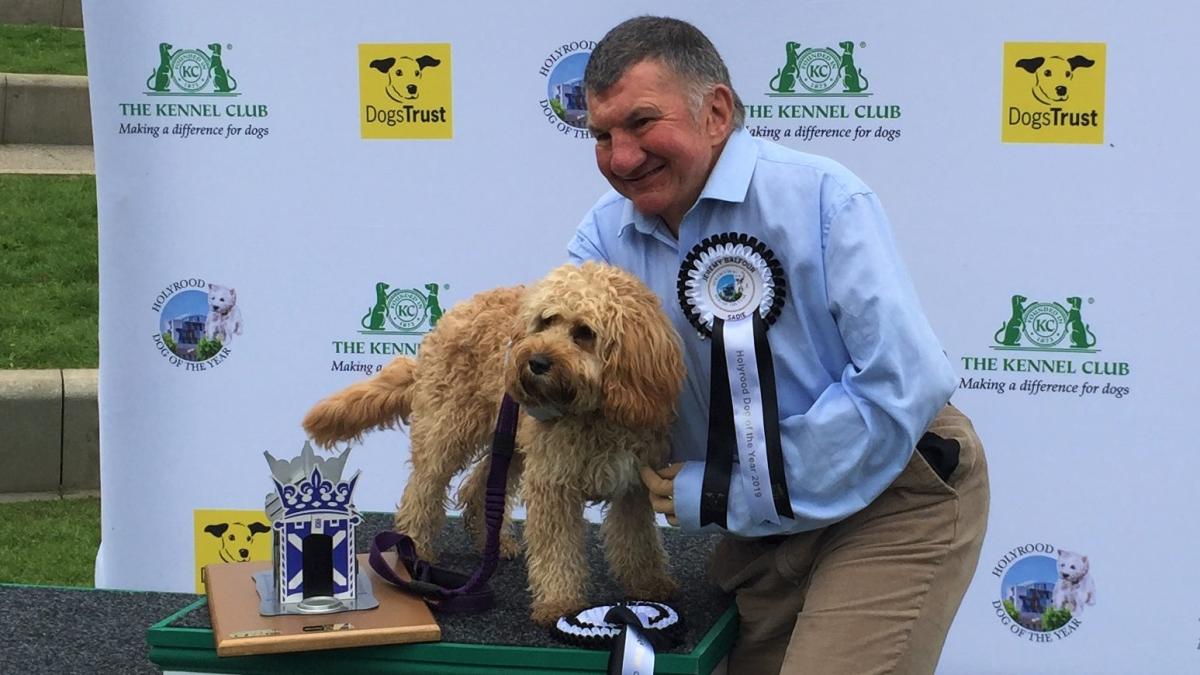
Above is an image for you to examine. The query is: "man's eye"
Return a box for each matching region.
[592,131,610,143]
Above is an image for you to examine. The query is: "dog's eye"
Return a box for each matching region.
[1043,69,1051,77]
[534,314,559,332]
[395,69,404,76]
[571,324,595,344]
[227,534,235,541]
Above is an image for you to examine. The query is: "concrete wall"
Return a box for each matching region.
[0,369,98,495]
[0,74,93,145]
[0,0,84,28]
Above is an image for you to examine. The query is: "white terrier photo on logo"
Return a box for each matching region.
[205,283,244,345]
[1052,548,1096,615]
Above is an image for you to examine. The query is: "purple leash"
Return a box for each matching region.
[368,394,519,613]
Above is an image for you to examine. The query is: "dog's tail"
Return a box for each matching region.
[302,357,417,447]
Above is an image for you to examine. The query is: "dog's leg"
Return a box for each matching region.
[600,484,677,601]
[392,413,471,561]
[457,452,522,560]
[523,479,588,625]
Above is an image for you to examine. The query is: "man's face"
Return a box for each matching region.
[587,60,731,233]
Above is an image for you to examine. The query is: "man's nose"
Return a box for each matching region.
[608,132,645,177]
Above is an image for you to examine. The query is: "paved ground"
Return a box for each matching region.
[0,143,93,174]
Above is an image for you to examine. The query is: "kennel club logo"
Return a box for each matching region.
[991,542,1097,642]
[1002,42,1106,144]
[327,281,447,373]
[359,43,453,139]
[116,41,270,140]
[744,40,903,144]
[958,293,1132,400]
[152,277,243,371]
[537,40,595,140]
[144,42,239,96]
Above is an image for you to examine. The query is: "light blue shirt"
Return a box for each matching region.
[568,127,956,537]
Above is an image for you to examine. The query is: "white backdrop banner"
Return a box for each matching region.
[84,1,1200,672]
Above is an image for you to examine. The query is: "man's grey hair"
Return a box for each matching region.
[585,16,745,127]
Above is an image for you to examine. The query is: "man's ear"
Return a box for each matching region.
[705,84,735,143]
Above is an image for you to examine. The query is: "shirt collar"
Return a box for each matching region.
[620,126,758,236]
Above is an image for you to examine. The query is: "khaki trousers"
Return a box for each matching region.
[709,404,989,675]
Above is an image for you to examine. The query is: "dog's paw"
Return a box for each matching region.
[625,574,678,601]
[498,532,521,560]
[530,598,584,626]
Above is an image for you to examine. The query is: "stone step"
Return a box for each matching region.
[0,369,99,495]
[0,142,93,173]
[1,72,92,146]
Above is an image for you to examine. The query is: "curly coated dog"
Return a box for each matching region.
[303,262,684,623]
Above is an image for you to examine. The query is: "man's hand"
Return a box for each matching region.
[640,463,685,526]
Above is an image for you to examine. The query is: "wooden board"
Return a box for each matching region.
[204,553,440,657]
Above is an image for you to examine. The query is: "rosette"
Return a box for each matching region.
[677,233,793,528]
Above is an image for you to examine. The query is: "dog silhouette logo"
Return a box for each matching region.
[767,40,870,96]
[193,509,274,592]
[1002,42,1105,144]
[144,42,239,96]
[358,281,447,335]
[991,295,1099,351]
[359,43,453,139]
[1014,55,1094,105]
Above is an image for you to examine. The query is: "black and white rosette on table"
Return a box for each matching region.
[553,601,684,675]
[678,233,793,528]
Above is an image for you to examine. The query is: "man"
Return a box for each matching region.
[568,16,989,675]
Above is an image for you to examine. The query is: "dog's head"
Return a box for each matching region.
[369,55,441,103]
[207,283,237,316]
[204,521,270,562]
[1015,55,1094,105]
[506,262,684,430]
[1056,548,1089,583]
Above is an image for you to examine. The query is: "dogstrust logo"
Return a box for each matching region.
[746,40,903,144]
[359,43,452,140]
[328,281,448,374]
[1002,42,1106,144]
[116,42,271,141]
[958,294,1131,400]
[152,278,244,372]
[991,543,1097,643]
[192,508,271,593]
[537,40,596,140]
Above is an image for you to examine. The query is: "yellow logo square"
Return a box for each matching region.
[193,509,273,593]
[359,43,453,139]
[1002,42,1106,144]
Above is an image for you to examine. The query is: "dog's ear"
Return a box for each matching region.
[1015,57,1044,74]
[600,280,684,431]
[1067,55,1095,71]
[204,523,229,538]
[249,521,271,536]
[416,55,441,71]
[370,57,396,74]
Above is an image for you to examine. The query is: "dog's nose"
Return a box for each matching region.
[528,354,553,375]
[407,84,418,96]
[1056,86,1067,96]
[239,549,250,558]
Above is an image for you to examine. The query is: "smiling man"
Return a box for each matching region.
[568,16,990,675]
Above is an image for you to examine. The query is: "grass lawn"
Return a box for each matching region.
[0,497,99,586]
[0,175,98,369]
[0,24,87,75]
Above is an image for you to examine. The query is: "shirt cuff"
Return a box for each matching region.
[673,461,705,531]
